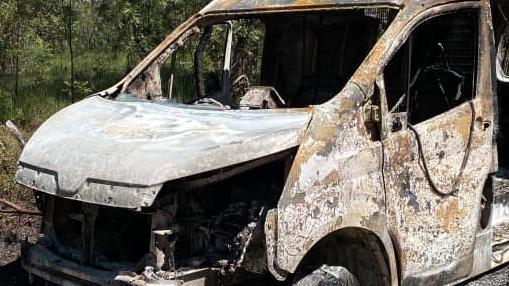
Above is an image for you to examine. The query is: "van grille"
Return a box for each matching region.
[52,198,151,267]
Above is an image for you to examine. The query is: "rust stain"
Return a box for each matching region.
[436,199,468,233]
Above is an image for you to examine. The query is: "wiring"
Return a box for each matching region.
[407,101,476,197]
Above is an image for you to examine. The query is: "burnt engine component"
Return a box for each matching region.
[153,154,290,272]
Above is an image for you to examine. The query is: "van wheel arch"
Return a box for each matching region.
[292,227,392,286]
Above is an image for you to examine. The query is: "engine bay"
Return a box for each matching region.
[37,151,293,284]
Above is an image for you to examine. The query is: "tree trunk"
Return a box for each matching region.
[12,0,21,108]
[67,0,75,103]
[13,52,19,107]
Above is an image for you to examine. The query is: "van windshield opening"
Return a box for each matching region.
[122,8,398,109]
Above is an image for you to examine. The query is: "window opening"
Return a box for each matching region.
[385,10,478,125]
[122,9,397,109]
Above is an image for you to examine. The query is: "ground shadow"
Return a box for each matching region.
[0,259,28,286]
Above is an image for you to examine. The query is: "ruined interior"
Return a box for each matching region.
[384,10,478,124]
[123,8,397,109]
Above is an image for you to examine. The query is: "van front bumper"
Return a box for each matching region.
[21,244,218,286]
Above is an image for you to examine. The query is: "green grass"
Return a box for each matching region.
[0,91,69,130]
[0,49,201,133]
[0,51,129,129]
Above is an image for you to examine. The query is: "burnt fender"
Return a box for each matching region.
[268,84,398,284]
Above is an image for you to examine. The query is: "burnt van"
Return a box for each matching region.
[15,0,509,285]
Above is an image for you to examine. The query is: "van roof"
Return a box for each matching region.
[200,0,474,14]
[201,0,402,14]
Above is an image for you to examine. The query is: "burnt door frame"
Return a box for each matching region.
[378,3,495,285]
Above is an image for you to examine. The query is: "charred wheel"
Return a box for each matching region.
[293,265,360,286]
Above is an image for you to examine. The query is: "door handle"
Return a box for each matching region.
[483,120,491,130]
[476,116,491,131]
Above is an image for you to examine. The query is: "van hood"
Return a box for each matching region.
[16,96,312,209]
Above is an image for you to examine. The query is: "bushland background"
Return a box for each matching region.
[0,0,211,127]
[0,1,208,282]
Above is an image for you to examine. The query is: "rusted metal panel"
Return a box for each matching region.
[15,96,312,208]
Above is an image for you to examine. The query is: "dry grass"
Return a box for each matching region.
[0,125,28,201]
[0,125,41,267]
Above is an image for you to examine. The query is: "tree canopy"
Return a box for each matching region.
[0,0,209,126]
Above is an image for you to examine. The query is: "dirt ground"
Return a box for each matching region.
[464,266,509,285]
[0,197,41,286]
[0,125,41,285]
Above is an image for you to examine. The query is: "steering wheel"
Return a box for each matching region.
[191,97,225,108]
[232,75,251,89]
[389,43,464,113]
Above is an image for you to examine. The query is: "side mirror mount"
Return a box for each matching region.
[376,74,390,139]
[376,73,409,136]
[388,112,408,133]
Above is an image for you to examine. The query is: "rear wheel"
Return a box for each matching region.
[293,265,360,286]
